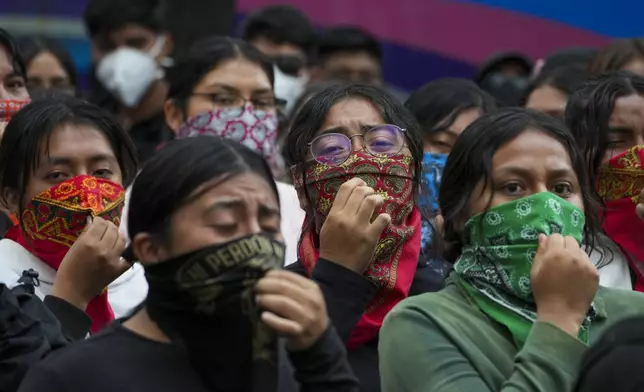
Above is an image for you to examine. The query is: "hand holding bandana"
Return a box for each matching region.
[454,192,597,347]
[145,233,286,392]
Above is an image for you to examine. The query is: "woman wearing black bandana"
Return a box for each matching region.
[18,136,359,392]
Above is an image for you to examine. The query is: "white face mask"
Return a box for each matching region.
[273,65,307,114]
[96,36,166,108]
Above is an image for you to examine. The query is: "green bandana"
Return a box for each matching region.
[453,192,594,347]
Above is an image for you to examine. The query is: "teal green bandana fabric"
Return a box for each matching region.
[454,192,594,347]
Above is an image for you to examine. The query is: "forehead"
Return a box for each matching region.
[319,98,384,131]
[39,124,116,163]
[195,58,272,93]
[526,86,568,109]
[444,108,481,132]
[27,52,67,76]
[622,58,644,76]
[492,129,572,171]
[109,24,156,45]
[610,94,644,124]
[324,51,380,70]
[251,37,305,58]
[183,172,279,210]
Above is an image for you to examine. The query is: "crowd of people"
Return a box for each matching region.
[0,1,644,391]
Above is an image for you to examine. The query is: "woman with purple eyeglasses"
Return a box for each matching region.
[284,84,444,392]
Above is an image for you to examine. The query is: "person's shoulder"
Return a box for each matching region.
[598,286,644,309]
[28,338,107,384]
[19,329,127,391]
[387,281,468,321]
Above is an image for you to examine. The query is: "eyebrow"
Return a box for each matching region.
[434,129,460,139]
[205,198,280,216]
[494,166,575,179]
[46,154,116,166]
[198,83,273,95]
[205,199,242,213]
[608,126,633,134]
[319,124,378,136]
[259,204,280,216]
[5,71,24,80]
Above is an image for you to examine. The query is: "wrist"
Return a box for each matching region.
[52,283,89,311]
[319,252,367,274]
[536,311,583,337]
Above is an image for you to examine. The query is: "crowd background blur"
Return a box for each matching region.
[2,0,644,97]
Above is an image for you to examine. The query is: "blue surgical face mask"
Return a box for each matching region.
[419,152,448,217]
[419,152,448,252]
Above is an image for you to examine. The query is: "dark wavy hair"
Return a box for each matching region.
[588,38,644,77]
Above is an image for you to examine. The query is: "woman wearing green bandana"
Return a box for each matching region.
[379,108,644,392]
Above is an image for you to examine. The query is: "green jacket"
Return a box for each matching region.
[379,275,644,392]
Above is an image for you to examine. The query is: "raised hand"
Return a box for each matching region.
[52,217,130,310]
[318,178,391,273]
[531,233,599,337]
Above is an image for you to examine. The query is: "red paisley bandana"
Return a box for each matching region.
[292,152,421,350]
[598,145,644,291]
[5,175,126,332]
[0,99,30,122]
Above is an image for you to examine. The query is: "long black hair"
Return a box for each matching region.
[127,136,279,244]
[405,78,497,139]
[565,71,644,183]
[588,38,644,77]
[0,96,138,218]
[435,108,602,263]
[0,27,26,79]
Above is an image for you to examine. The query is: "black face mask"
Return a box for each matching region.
[145,233,285,392]
[479,72,530,107]
[271,55,306,77]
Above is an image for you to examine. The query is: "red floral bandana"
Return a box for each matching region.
[5,175,126,332]
[292,152,421,350]
[598,145,644,291]
[0,99,30,122]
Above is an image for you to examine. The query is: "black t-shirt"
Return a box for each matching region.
[18,322,359,392]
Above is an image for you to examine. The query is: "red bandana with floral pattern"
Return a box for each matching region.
[293,152,421,350]
[598,145,644,291]
[6,175,125,332]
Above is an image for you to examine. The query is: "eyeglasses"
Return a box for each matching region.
[191,92,287,117]
[309,124,407,166]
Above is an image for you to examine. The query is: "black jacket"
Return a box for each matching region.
[287,258,446,392]
[0,271,91,392]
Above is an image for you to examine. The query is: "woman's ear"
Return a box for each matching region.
[160,33,174,61]
[164,99,183,135]
[3,188,19,215]
[132,232,168,264]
